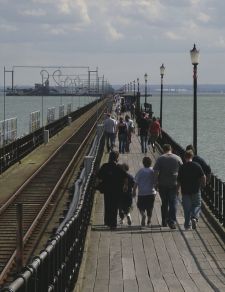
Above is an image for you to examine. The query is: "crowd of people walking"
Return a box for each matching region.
[97,95,211,231]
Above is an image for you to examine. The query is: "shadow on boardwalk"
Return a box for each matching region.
[74,129,225,292]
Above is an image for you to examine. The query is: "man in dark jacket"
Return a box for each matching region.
[177,150,206,230]
[97,151,127,229]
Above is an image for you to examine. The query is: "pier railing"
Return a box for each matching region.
[0,99,100,175]
[159,130,225,234]
[1,124,106,292]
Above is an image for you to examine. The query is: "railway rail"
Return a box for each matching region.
[0,101,106,286]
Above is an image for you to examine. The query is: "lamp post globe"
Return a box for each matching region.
[190,44,200,154]
[160,63,165,128]
[144,73,148,112]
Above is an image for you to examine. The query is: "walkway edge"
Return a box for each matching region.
[73,190,99,292]
[201,200,225,243]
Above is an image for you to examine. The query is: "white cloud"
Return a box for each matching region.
[56,0,90,23]
[165,31,185,40]
[0,23,17,32]
[76,0,90,24]
[198,12,210,23]
[0,0,225,84]
[106,22,124,41]
[32,0,54,3]
[20,8,46,17]
[215,36,225,48]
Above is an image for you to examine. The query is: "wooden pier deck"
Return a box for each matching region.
[75,131,225,292]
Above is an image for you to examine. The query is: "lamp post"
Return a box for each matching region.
[136,77,140,115]
[144,73,148,112]
[190,44,200,154]
[133,80,135,99]
[160,64,165,128]
[137,78,140,94]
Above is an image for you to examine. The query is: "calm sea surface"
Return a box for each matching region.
[142,93,225,180]
[0,94,97,136]
[0,93,225,180]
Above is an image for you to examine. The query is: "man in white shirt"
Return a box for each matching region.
[104,113,117,152]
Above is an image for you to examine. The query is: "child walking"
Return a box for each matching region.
[133,157,156,226]
[118,163,135,226]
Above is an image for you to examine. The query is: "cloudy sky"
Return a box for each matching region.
[1,0,225,86]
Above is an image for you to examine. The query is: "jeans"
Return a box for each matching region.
[140,134,148,153]
[118,133,127,153]
[105,132,115,151]
[158,186,178,225]
[182,192,201,228]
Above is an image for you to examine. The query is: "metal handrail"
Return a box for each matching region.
[1,123,105,292]
[158,130,225,229]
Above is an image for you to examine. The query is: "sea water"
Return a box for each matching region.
[0,93,224,180]
[142,93,225,179]
[0,94,97,136]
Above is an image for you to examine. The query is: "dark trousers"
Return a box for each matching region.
[158,186,177,225]
[105,132,115,151]
[104,192,119,227]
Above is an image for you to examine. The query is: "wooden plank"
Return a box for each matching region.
[93,279,109,292]
[162,232,190,283]
[151,278,169,292]
[179,278,199,292]
[124,279,138,292]
[132,233,149,278]
[207,275,225,290]
[152,233,173,274]
[121,233,138,291]
[172,232,200,274]
[96,232,110,280]
[190,273,217,291]
[163,273,184,292]
[109,233,123,292]
[142,235,162,279]
[137,277,154,292]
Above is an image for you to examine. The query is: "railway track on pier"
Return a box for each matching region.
[0,102,106,286]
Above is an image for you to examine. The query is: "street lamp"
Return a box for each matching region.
[144,73,148,112]
[136,77,140,115]
[190,44,200,154]
[160,63,165,128]
[133,80,135,99]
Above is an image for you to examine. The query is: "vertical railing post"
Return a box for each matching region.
[16,203,23,273]
[223,183,225,227]
[215,177,219,218]
[218,180,223,223]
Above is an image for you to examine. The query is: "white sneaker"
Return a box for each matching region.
[127,214,132,226]
[191,218,197,229]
